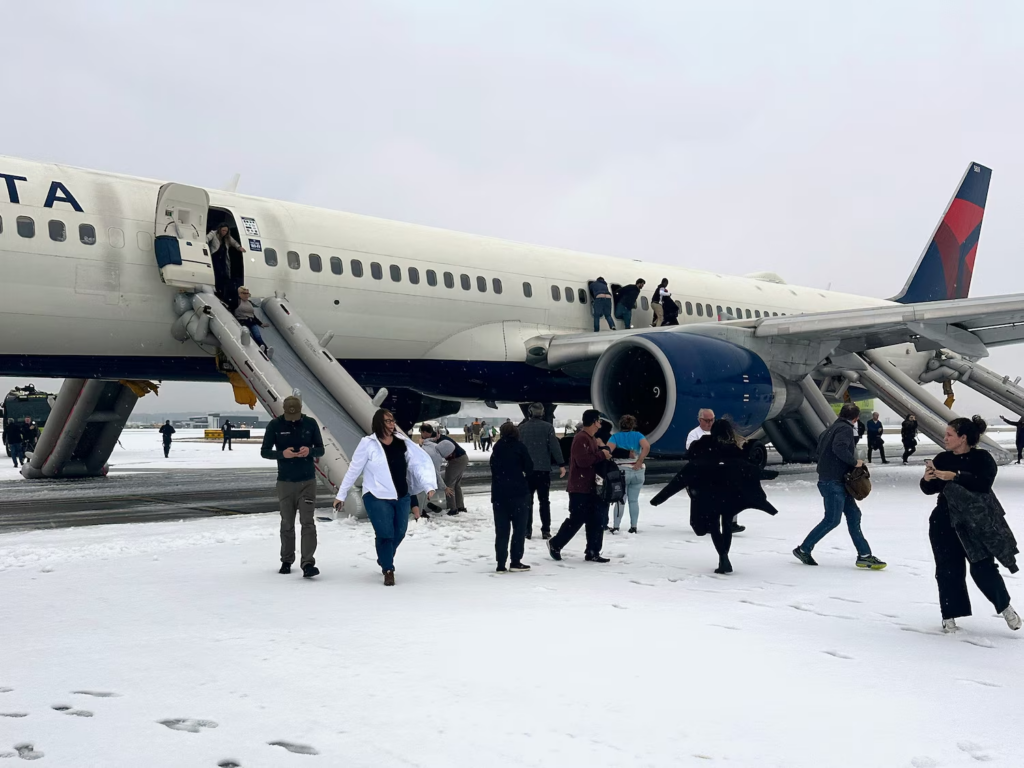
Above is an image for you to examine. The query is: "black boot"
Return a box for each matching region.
[302,564,320,578]
[278,563,292,574]
[715,557,733,575]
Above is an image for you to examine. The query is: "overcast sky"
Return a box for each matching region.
[3,1,1024,420]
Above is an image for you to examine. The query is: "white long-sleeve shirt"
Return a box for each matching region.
[336,433,438,501]
[686,426,710,450]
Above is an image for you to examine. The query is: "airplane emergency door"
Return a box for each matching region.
[153,183,213,288]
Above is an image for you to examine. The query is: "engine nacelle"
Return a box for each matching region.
[591,333,785,454]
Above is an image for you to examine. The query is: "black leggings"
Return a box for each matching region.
[902,440,916,462]
[709,516,733,562]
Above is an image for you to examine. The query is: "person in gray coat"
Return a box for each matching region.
[518,403,566,539]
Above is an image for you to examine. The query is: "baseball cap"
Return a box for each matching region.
[282,396,302,421]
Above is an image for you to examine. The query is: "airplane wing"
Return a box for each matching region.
[753,293,1024,359]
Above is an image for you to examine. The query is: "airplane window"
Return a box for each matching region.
[492,278,502,294]
[685,301,693,315]
[565,287,575,303]
[309,254,322,273]
[745,309,752,318]
[351,259,364,277]
[427,269,437,286]
[772,312,778,316]
[578,288,588,304]
[444,272,454,288]
[476,276,486,292]
[409,267,420,284]
[287,251,300,270]
[265,247,278,267]
[330,256,342,275]
[390,264,401,282]
[16,216,35,238]
[696,303,704,317]
[523,282,533,298]
[460,274,471,290]
[371,262,383,280]
[48,220,66,242]
[0,214,3,234]
[551,285,561,301]
[726,307,733,316]
[108,227,124,248]
[706,304,713,317]
[675,300,683,312]
[641,297,649,310]
[716,305,723,317]
[137,231,153,251]
[754,310,761,318]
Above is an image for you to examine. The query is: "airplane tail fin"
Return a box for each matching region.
[892,162,991,304]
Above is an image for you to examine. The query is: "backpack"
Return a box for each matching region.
[593,459,626,504]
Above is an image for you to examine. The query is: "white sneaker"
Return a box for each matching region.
[942,618,959,633]
[1002,605,1022,631]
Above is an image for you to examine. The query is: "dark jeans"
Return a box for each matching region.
[278,478,318,567]
[493,498,529,566]
[1017,443,1023,463]
[592,297,615,331]
[240,319,266,349]
[801,480,871,557]
[551,492,604,556]
[222,431,232,450]
[929,509,1011,620]
[9,442,24,466]
[162,439,171,458]
[527,470,552,534]
[614,303,633,329]
[902,439,916,463]
[867,442,886,462]
[363,493,411,572]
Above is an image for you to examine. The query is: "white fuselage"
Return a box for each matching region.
[0,155,896,400]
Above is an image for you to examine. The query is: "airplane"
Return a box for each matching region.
[3,154,1024,480]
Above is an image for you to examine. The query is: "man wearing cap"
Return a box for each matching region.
[518,402,566,539]
[261,396,326,578]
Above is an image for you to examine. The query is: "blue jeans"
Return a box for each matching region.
[363,493,412,572]
[241,319,266,349]
[593,297,615,331]
[614,303,633,329]
[613,467,645,528]
[9,442,25,466]
[801,480,871,557]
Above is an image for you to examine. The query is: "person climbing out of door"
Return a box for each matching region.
[207,223,245,301]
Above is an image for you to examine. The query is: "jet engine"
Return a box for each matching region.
[591,332,789,455]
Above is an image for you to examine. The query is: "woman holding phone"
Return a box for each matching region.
[921,416,1021,633]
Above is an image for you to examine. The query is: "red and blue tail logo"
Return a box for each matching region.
[893,162,991,303]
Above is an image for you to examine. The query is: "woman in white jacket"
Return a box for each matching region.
[334,409,438,586]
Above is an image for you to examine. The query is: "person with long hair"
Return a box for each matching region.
[334,409,438,586]
[651,420,778,573]
[921,416,1021,633]
[607,414,650,533]
[489,421,535,572]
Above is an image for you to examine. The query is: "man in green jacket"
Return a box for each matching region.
[261,396,325,578]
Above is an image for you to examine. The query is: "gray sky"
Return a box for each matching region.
[4,1,1024,419]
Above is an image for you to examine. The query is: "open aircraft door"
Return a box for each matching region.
[153,182,213,288]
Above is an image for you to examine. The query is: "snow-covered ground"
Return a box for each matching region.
[2,458,1023,766]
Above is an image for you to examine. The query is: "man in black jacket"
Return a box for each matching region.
[159,420,175,458]
[222,418,234,451]
[490,422,534,572]
[999,415,1024,463]
[4,418,24,467]
[261,396,326,578]
[613,279,645,330]
[793,403,887,570]
[901,414,919,464]
[518,402,566,539]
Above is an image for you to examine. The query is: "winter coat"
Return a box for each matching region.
[206,229,242,255]
[650,436,779,536]
[518,417,564,471]
[942,483,1019,572]
[567,430,608,494]
[901,419,918,444]
[816,419,858,482]
[617,284,640,310]
[865,419,884,448]
[159,423,176,442]
[589,278,611,299]
[489,437,534,502]
[2,421,18,444]
[336,432,437,501]
[260,415,325,483]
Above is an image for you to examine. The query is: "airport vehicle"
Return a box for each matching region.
[2,383,55,456]
[2,156,1023,483]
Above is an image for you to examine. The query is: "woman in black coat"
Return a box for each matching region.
[490,421,534,573]
[921,416,1020,633]
[651,420,778,574]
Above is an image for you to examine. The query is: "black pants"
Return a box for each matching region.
[527,470,552,534]
[550,493,604,556]
[1017,443,1023,463]
[493,498,529,566]
[867,442,886,462]
[902,439,916,463]
[223,433,232,451]
[162,440,171,458]
[709,515,733,562]
[929,509,1011,620]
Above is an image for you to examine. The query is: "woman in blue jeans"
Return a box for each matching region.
[334,409,437,586]
[607,415,651,533]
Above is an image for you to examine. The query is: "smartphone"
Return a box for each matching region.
[925,459,935,469]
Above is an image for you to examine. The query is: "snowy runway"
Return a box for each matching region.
[1,464,1022,767]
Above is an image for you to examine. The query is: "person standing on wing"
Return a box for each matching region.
[866,412,888,463]
[921,416,1020,633]
[999,415,1024,464]
[518,402,566,540]
[159,420,175,458]
[261,396,325,578]
[614,278,645,330]
[589,276,616,332]
[901,414,918,464]
[650,278,670,327]
[548,409,613,563]
[333,409,437,587]
[793,403,887,570]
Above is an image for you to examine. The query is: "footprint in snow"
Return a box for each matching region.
[958,740,994,761]
[159,718,219,733]
[72,690,120,698]
[0,688,12,694]
[0,713,28,718]
[821,650,854,660]
[611,604,628,610]
[709,624,741,631]
[829,596,864,604]
[900,626,944,637]
[961,636,996,649]
[51,705,93,717]
[14,743,45,760]
[268,740,319,755]
[910,757,938,768]
[218,761,243,767]
[957,679,1001,688]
